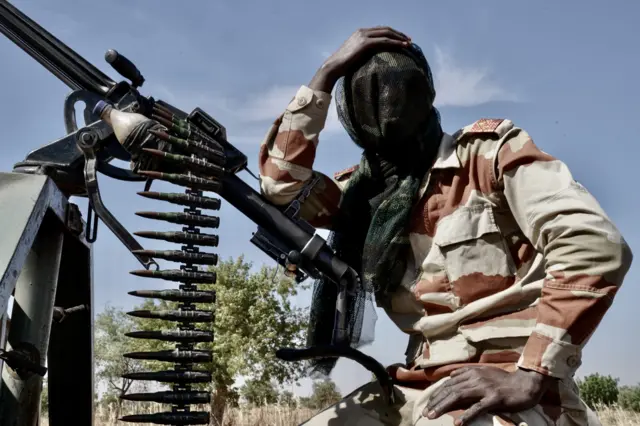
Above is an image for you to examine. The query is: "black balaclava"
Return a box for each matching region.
[306,43,444,376]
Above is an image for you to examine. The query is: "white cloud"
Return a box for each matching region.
[218,85,346,137]
[432,46,520,107]
[231,45,519,127]
[242,85,297,122]
[239,85,341,136]
[145,45,518,147]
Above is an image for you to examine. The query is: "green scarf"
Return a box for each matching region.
[306,44,443,376]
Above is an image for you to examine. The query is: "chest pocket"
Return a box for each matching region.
[433,205,517,307]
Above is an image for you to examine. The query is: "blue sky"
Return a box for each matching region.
[1,0,638,397]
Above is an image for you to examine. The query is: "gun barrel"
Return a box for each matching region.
[0,1,115,94]
[219,174,351,285]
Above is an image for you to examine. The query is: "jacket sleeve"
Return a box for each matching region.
[258,85,344,229]
[494,125,633,379]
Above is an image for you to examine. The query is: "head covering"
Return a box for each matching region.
[306,43,444,376]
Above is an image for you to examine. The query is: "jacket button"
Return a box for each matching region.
[297,97,307,106]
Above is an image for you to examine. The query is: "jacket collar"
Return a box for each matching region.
[415,132,461,199]
[431,132,461,170]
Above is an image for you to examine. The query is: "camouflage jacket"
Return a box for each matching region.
[258,85,633,384]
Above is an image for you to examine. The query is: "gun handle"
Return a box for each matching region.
[105,49,145,88]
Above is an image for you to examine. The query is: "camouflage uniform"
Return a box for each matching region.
[258,85,633,425]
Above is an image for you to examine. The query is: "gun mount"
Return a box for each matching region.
[0,1,394,425]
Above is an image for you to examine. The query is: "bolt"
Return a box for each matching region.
[80,132,96,145]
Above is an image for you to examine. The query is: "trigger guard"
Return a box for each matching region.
[64,90,107,134]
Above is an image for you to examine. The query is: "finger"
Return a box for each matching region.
[427,382,473,415]
[430,373,474,405]
[366,27,410,41]
[427,386,453,412]
[440,372,474,392]
[373,25,410,39]
[362,37,409,51]
[426,388,476,420]
[450,366,475,377]
[457,396,499,426]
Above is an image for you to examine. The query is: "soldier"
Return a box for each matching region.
[258,27,632,426]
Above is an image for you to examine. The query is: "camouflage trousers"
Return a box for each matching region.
[300,376,602,426]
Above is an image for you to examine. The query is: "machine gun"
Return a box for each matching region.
[0,1,394,425]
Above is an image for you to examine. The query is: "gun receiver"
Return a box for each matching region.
[0,0,396,413]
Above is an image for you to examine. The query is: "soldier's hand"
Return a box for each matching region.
[424,366,555,425]
[308,27,411,93]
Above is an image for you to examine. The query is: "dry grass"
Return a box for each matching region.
[39,403,640,425]
[592,403,640,426]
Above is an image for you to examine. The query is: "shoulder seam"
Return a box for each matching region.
[334,165,359,181]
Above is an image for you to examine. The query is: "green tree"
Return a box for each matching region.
[240,378,279,406]
[577,373,619,408]
[135,256,308,421]
[618,385,640,412]
[98,390,121,411]
[302,380,342,410]
[94,305,150,418]
[299,396,313,409]
[279,390,297,408]
[207,257,308,419]
[40,378,48,417]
